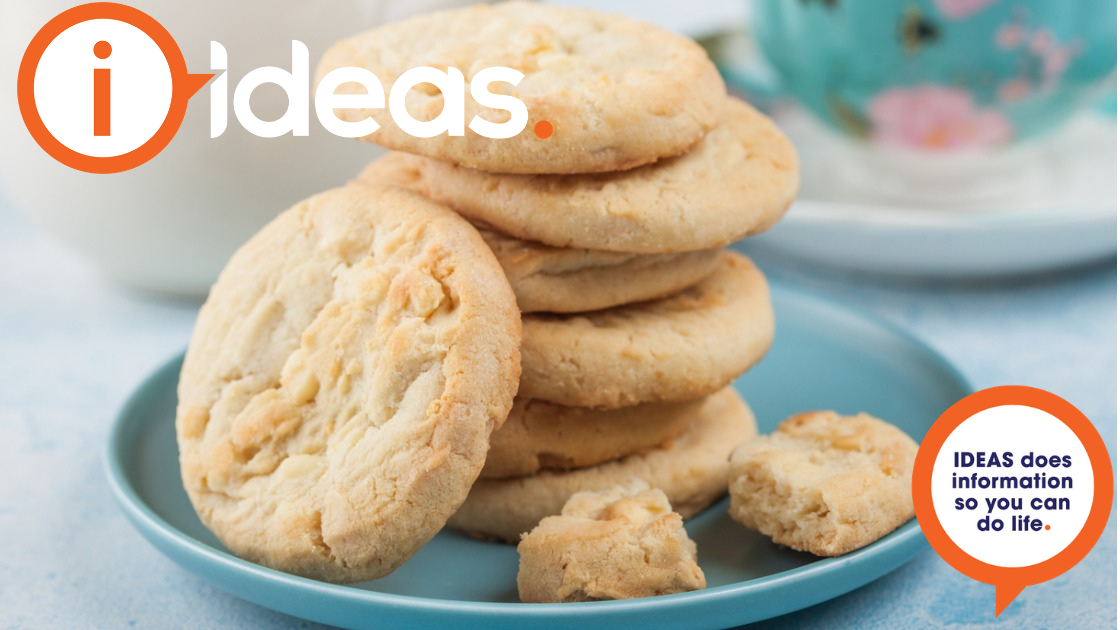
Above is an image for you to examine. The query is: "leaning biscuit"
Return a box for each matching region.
[357,158,724,313]
[316,1,726,174]
[176,186,521,583]
[449,388,757,543]
[520,251,773,408]
[517,479,706,602]
[484,397,703,479]
[728,411,919,557]
[365,98,798,253]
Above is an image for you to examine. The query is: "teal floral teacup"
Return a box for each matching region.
[752,0,1116,152]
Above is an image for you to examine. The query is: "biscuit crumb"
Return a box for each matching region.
[517,479,706,602]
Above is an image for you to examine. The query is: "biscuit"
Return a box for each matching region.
[449,388,756,543]
[728,411,919,557]
[176,186,521,582]
[477,227,724,313]
[354,160,726,312]
[362,98,798,253]
[520,252,773,408]
[517,480,706,602]
[316,1,726,174]
[483,397,703,479]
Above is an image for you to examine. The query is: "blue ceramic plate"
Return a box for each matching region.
[105,287,971,629]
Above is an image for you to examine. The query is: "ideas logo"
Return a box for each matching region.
[19,2,533,174]
[18,3,212,174]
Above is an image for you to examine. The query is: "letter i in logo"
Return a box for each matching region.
[18,3,213,173]
[93,40,111,136]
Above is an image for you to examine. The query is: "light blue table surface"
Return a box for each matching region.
[0,192,1114,629]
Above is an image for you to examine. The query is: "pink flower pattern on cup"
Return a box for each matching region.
[933,0,998,19]
[868,85,1014,150]
[998,79,1032,102]
[1041,46,1077,82]
[1029,29,1055,54]
[994,18,1083,101]
[996,24,1025,49]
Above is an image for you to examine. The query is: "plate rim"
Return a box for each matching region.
[103,286,973,625]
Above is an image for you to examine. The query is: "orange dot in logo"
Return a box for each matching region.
[534,120,553,139]
[93,40,112,59]
[1045,525,1051,530]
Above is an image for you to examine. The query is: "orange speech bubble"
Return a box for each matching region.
[913,386,1113,617]
[17,2,213,174]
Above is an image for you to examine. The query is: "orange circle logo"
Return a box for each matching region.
[912,386,1114,616]
[17,3,212,174]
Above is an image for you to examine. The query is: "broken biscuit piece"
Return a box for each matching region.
[728,411,918,557]
[517,480,706,602]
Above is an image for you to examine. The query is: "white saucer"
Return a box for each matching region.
[741,109,1117,278]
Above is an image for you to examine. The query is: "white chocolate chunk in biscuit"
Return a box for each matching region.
[728,411,918,557]
[517,480,705,602]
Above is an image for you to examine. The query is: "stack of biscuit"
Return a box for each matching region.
[322,2,799,543]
